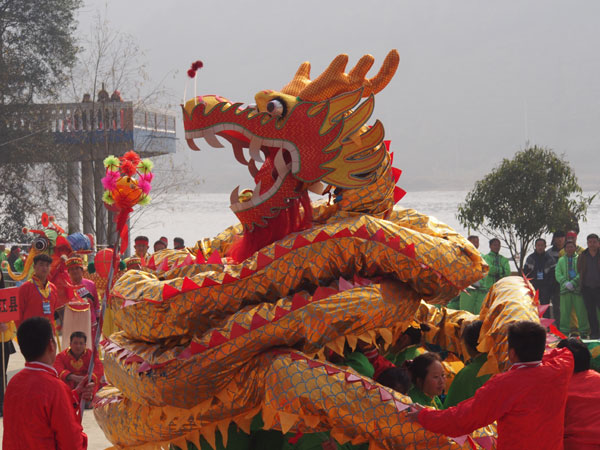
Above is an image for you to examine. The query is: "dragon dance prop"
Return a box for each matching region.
[2,213,95,308]
[94,51,540,449]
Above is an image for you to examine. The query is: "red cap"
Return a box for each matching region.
[566,231,577,238]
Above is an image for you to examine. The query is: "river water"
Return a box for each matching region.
[132,190,600,263]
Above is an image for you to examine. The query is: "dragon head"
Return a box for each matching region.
[183,50,399,261]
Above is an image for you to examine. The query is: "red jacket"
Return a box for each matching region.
[564,369,600,450]
[418,348,573,450]
[16,278,58,329]
[54,347,104,392]
[2,362,87,449]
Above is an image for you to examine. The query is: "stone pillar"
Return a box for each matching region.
[82,160,95,235]
[94,160,107,245]
[67,161,81,233]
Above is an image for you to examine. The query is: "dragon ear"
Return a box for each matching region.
[281,61,312,96]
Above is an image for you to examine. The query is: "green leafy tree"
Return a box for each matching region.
[0,0,81,239]
[457,146,594,271]
[0,0,81,105]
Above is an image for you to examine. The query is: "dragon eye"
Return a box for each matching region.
[33,236,49,251]
[266,99,285,117]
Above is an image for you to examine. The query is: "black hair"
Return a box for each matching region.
[17,317,54,362]
[557,337,591,373]
[463,320,483,355]
[489,238,500,246]
[70,331,87,343]
[507,321,546,362]
[403,352,442,384]
[467,235,479,241]
[33,254,52,264]
[376,367,411,395]
[10,245,20,252]
[587,233,599,241]
[174,237,184,245]
[565,240,576,248]
[552,230,566,239]
[535,238,546,246]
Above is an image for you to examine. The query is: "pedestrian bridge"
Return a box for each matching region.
[1,101,177,162]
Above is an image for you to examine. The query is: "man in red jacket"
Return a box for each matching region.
[409,321,573,450]
[54,331,104,396]
[557,337,600,450]
[16,254,58,331]
[2,317,94,449]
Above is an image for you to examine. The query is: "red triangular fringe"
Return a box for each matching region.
[230,322,248,339]
[162,283,180,300]
[181,277,201,292]
[292,235,312,249]
[206,251,222,264]
[250,312,270,330]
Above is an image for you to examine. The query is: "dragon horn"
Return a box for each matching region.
[298,50,400,102]
[281,61,312,97]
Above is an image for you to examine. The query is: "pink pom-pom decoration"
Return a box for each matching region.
[138,179,152,194]
[140,172,154,183]
[101,171,119,191]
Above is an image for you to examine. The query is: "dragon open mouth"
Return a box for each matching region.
[184,108,302,213]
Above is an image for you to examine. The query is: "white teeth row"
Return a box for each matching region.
[185,125,300,173]
[229,161,291,213]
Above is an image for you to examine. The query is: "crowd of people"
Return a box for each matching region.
[454,231,600,340]
[0,234,186,448]
[1,230,600,449]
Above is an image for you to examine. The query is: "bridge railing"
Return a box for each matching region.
[2,102,176,135]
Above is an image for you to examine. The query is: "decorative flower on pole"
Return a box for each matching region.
[101,150,154,253]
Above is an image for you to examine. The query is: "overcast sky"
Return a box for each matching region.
[77,0,600,191]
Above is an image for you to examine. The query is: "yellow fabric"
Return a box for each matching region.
[0,321,16,342]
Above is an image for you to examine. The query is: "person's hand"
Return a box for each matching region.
[406,403,426,422]
[74,377,95,402]
[69,374,86,385]
[0,323,8,332]
[565,281,574,291]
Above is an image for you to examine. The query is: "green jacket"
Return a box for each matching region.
[480,252,511,290]
[408,386,443,409]
[14,257,24,273]
[555,254,581,294]
[443,353,491,408]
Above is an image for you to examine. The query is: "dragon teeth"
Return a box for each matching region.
[274,149,290,177]
[230,186,240,205]
[253,181,262,197]
[249,136,264,163]
[204,130,225,148]
[248,159,259,177]
[233,144,248,165]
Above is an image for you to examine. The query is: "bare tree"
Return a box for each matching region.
[62,8,182,246]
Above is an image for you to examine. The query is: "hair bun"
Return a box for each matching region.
[419,323,431,332]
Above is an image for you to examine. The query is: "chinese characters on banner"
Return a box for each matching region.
[0,287,19,322]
